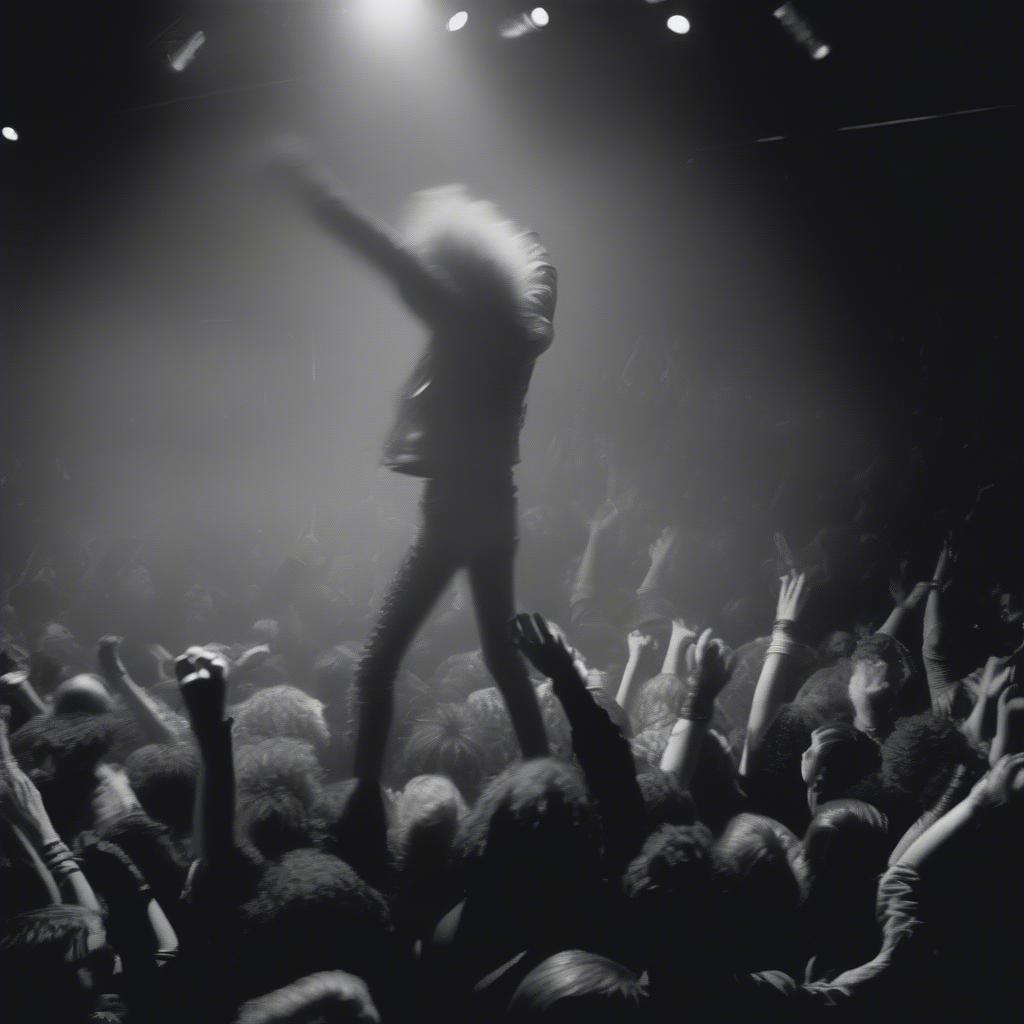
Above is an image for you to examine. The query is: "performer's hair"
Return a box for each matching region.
[401,185,549,316]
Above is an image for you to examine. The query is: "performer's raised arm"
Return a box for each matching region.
[270,147,457,327]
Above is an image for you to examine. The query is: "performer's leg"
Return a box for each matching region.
[352,531,457,781]
[466,540,550,759]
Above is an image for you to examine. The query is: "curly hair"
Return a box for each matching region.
[234,686,330,751]
[631,673,685,735]
[399,703,487,802]
[236,738,325,860]
[459,759,603,921]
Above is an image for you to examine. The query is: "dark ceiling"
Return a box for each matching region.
[2,1,1019,149]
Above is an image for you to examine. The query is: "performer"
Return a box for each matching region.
[273,148,555,778]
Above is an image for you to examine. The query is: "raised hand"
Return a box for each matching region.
[97,635,128,687]
[0,722,58,845]
[969,752,1024,811]
[775,570,810,626]
[990,685,1024,766]
[589,500,624,538]
[648,526,678,565]
[888,579,933,613]
[91,764,142,830]
[509,613,580,683]
[175,647,229,737]
[77,832,151,906]
[670,617,699,646]
[682,628,734,719]
[626,629,653,659]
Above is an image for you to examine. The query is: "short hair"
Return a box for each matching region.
[124,742,199,836]
[399,704,487,802]
[802,799,890,887]
[53,674,114,716]
[713,813,807,972]
[235,685,330,751]
[507,950,647,1023]
[241,849,392,998]
[234,970,380,1024]
[804,724,880,810]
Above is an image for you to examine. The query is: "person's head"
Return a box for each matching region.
[0,905,115,1024]
[433,651,491,704]
[848,634,917,737]
[236,738,324,859]
[53,674,114,716]
[801,724,881,814]
[311,645,358,716]
[506,950,647,1023]
[749,703,824,834]
[631,674,685,735]
[235,685,330,753]
[881,712,981,811]
[635,771,697,835]
[392,774,468,862]
[241,849,392,1000]
[465,687,518,777]
[234,971,380,1024]
[11,713,116,838]
[461,759,601,920]
[802,800,890,960]
[622,824,714,975]
[400,704,487,802]
[401,185,548,319]
[712,813,807,973]
[124,742,199,836]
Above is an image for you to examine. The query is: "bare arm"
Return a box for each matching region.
[660,629,733,788]
[615,630,652,713]
[271,148,456,327]
[175,649,235,870]
[98,637,177,746]
[739,571,812,778]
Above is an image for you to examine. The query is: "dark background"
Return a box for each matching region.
[2,0,1020,636]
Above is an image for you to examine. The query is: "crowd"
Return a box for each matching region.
[2,490,1024,1024]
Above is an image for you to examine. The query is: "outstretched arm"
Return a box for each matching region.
[660,628,734,789]
[739,571,812,778]
[98,636,177,746]
[511,614,647,873]
[175,649,235,870]
[269,146,456,327]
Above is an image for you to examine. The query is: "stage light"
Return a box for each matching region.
[529,8,549,28]
[168,30,206,73]
[773,4,831,61]
[2,126,18,142]
[666,14,691,35]
[446,10,469,32]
